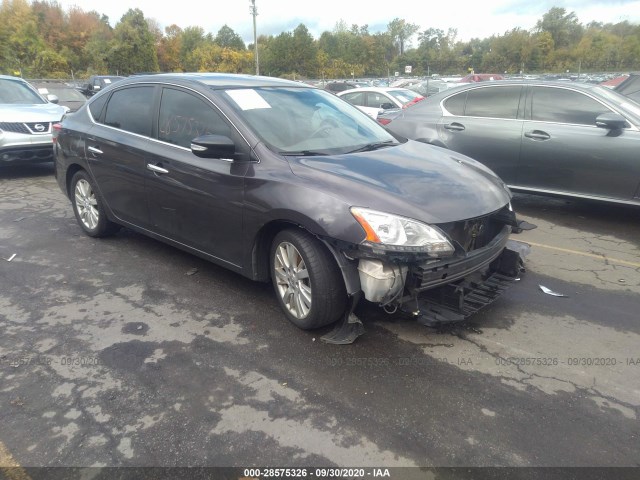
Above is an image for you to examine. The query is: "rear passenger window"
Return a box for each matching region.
[531,87,611,125]
[103,86,154,136]
[342,92,366,106]
[464,86,522,119]
[158,88,231,148]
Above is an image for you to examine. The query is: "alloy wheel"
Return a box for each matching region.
[273,241,312,319]
[74,179,99,231]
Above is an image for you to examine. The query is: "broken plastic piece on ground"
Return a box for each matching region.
[506,240,531,259]
[5,253,16,262]
[511,219,538,234]
[321,312,365,344]
[517,220,537,230]
[321,292,365,345]
[539,285,568,297]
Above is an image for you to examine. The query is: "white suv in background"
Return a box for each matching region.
[0,75,68,164]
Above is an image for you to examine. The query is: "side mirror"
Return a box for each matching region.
[191,135,236,160]
[380,102,395,110]
[47,94,59,104]
[596,112,629,130]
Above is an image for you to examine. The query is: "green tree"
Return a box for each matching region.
[107,8,159,75]
[536,7,583,49]
[215,25,245,51]
[158,24,183,72]
[181,26,211,71]
[387,18,419,56]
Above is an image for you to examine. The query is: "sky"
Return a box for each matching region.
[54,0,640,45]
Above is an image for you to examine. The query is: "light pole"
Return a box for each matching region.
[250,0,260,75]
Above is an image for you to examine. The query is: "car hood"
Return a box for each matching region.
[0,103,66,122]
[287,140,511,224]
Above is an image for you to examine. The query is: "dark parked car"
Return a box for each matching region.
[32,82,88,112]
[54,73,522,339]
[386,81,640,206]
[0,75,67,164]
[78,75,125,97]
[324,81,359,94]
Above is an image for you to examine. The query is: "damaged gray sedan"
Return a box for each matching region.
[53,73,523,343]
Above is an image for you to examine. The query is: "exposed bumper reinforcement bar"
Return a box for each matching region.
[408,247,524,327]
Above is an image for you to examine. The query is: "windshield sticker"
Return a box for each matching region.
[104,79,112,84]
[227,89,271,110]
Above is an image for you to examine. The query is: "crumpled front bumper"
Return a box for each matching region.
[401,227,524,326]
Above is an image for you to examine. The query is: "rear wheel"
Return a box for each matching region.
[70,170,119,237]
[270,229,347,329]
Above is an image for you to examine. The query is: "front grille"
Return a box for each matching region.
[438,213,504,253]
[0,122,51,134]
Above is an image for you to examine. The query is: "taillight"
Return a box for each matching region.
[52,123,62,144]
[377,118,392,125]
[403,96,425,108]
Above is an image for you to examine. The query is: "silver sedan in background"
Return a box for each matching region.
[385,80,640,206]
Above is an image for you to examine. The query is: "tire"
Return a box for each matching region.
[70,170,119,237]
[270,229,347,330]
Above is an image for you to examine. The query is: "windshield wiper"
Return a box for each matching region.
[346,140,398,153]
[279,150,328,156]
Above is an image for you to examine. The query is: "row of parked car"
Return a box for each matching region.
[2,70,639,341]
[0,75,125,163]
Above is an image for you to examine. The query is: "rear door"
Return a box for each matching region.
[85,85,156,228]
[436,85,525,184]
[518,85,640,201]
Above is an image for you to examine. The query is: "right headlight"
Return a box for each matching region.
[350,207,454,256]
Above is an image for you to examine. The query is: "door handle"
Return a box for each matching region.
[444,122,465,132]
[87,146,103,155]
[147,163,169,174]
[524,130,551,141]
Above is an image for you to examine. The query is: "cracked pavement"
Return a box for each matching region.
[1,165,639,469]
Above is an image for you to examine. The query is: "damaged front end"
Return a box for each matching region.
[322,204,524,343]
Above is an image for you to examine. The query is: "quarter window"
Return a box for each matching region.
[531,87,611,125]
[158,88,231,148]
[103,86,154,136]
[443,92,466,116]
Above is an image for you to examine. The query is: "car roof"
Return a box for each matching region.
[424,80,603,99]
[115,73,307,90]
[337,87,413,96]
[0,75,29,83]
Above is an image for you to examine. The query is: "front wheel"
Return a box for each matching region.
[70,170,119,237]
[270,229,347,329]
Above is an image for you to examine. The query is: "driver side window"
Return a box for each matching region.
[158,88,231,148]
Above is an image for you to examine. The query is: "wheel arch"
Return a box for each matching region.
[65,163,85,198]
[248,220,361,295]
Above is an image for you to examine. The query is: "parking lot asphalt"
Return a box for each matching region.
[1,164,639,470]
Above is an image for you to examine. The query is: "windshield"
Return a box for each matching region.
[37,86,86,102]
[223,86,397,155]
[0,78,46,105]
[593,85,640,124]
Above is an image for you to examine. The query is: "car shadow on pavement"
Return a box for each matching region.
[0,162,55,179]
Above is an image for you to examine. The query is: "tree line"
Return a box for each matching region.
[1,1,638,80]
